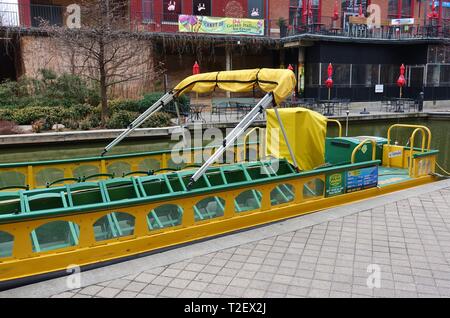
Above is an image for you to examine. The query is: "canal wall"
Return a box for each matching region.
[0,111,448,147]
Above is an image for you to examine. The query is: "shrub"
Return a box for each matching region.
[0,108,16,122]
[0,120,22,135]
[106,110,138,129]
[141,112,172,128]
[109,99,141,113]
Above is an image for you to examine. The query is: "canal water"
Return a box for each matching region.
[0,118,449,171]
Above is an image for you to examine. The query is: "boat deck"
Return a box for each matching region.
[378,166,412,187]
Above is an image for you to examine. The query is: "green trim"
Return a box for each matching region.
[413,150,440,158]
[0,160,381,224]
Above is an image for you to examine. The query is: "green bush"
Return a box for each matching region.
[0,69,99,108]
[106,110,139,129]
[109,99,141,113]
[141,112,172,128]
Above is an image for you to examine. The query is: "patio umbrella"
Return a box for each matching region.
[358,3,364,17]
[397,64,406,98]
[325,63,334,100]
[428,1,438,20]
[333,1,339,21]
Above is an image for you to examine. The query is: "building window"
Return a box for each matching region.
[193,0,211,16]
[289,0,320,26]
[163,0,181,22]
[142,0,154,23]
[321,63,351,86]
[388,0,412,18]
[248,0,264,19]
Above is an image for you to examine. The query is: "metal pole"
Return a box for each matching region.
[273,106,299,170]
[101,91,175,156]
[345,110,350,136]
[187,93,273,189]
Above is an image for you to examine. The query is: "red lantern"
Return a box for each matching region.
[333,1,339,21]
[397,64,406,87]
[193,61,200,75]
[325,63,333,89]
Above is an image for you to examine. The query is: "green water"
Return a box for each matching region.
[0,118,449,171]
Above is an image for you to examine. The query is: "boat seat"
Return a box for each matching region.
[102,178,142,202]
[25,192,68,213]
[0,192,21,215]
[66,182,106,207]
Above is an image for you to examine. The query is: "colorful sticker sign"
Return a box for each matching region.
[178,15,265,36]
[346,166,378,193]
[325,172,346,197]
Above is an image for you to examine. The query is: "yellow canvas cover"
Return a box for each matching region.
[173,68,296,105]
[266,108,327,171]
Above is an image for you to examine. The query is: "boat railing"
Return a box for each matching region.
[326,119,342,137]
[351,139,377,164]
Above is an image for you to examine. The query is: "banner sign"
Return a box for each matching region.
[346,166,378,193]
[179,15,265,36]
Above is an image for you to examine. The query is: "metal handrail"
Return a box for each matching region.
[387,124,432,150]
[351,139,377,164]
[326,119,342,137]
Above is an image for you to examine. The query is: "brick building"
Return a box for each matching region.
[0,0,449,101]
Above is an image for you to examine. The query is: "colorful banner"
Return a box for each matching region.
[346,166,378,193]
[178,15,265,36]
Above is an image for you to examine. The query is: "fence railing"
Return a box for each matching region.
[285,15,450,39]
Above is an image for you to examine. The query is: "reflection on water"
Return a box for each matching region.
[0,118,449,171]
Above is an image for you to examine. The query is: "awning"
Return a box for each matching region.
[173,68,296,105]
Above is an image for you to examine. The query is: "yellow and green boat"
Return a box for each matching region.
[0,69,440,289]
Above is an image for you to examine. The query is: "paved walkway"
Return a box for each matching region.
[2,179,450,298]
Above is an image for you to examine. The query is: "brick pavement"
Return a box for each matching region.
[48,186,450,298]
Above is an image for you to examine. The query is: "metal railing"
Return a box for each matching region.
[0,2,64,27]
[285,15,450,39]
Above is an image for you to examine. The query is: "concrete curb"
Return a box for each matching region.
[2,178,449,298]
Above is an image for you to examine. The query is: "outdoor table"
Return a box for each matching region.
[318,100,341,116]
[390,98,414,113]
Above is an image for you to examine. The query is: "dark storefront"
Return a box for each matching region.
[290,41,450,102]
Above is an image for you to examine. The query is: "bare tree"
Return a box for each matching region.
[40,0,165,126]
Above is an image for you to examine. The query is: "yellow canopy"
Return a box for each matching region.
[173,68,296,105]
[266,108,327,171]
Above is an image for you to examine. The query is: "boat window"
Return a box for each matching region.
[0,171,26,189]
[147,204,183,230]
[139,158,161,171]
[73,165,100,179]
[0,231,14,258]
[194,197,225,221]
[303,178,325,199]
[270,184,295,206]
[94,212,135,242]
[31,221,79,253]
[235,190,262,213]
[107,161,131,178]
[35,168,64,187]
